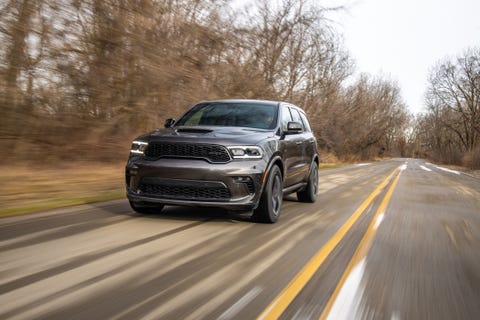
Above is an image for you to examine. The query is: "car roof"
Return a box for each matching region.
[197,99,309,114]
[198,99,282,106]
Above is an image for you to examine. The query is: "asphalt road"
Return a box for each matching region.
[1,159,479,320]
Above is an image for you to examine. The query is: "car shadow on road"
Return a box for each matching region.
[91,200,251,223]
[141,206,254,223]
[92,197,300,224]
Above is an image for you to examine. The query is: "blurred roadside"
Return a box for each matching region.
[2,1,477,218]
[0,152,348,217]
[0,159,341,218]
[0,163,124,217]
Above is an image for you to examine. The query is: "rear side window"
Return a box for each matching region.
[299,112,312,132]
[290,108,305,130]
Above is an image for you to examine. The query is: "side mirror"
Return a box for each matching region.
[164,118,176,128]
[286,121,303,134]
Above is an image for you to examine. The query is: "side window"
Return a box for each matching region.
[299,112,312,132]
[281,106,293,131]
[290,108,305,130]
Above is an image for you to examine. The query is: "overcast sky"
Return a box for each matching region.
[336,0,480,114]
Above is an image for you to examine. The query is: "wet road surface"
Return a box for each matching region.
[1,159,479,319]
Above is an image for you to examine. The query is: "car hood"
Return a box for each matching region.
[136,126,276,145]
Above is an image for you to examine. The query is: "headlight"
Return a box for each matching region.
[227,146,263,159]
[130,141,149,155]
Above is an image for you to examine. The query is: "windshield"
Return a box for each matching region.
[175,102,278,130]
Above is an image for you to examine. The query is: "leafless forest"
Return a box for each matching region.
[414,48,480,168]
[1,0,479,168]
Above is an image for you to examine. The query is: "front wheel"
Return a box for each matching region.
[297,162,318,203]
[252,165,283,223]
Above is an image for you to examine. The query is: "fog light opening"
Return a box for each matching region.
[233,176,255,195]
[233,176,251,183]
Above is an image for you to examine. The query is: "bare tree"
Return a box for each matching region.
[1,1,38,129]
[418,48,480,167]
[0,0,411,163]
[309,74,408,160]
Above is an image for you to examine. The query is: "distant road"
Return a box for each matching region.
[1,159,479,320]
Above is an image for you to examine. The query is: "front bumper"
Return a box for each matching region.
[125,157,267,211]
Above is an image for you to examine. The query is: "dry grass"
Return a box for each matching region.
[0,163,125,217]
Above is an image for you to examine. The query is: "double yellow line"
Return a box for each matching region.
[257,164,404,320]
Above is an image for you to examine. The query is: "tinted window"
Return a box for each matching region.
[176,102,278,130]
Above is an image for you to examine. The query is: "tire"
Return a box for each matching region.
[252,165,283,223]
[297,162,318,203]
[129,200,164,214]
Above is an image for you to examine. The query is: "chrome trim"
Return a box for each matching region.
[132,141,149,146]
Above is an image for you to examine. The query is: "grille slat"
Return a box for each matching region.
[246,180,255,194]
[140,183,231,201]
[145,142,231,163]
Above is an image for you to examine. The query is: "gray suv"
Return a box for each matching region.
[126,99,318,223]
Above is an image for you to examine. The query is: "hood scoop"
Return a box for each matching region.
[176,128,213,134]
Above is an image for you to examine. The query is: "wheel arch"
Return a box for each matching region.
[304,154,319,184]
[313,154,320,168]
[265,155,285,181]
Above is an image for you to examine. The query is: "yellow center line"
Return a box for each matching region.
[256,166,401,320]
[319,168,403,319]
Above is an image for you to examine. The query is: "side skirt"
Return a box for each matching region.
[283,182,307,195]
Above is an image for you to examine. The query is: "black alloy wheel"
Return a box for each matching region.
[253,165,283,223]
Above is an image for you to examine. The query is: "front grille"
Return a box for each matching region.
[144,142,231,163]
[140,183,231,201]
